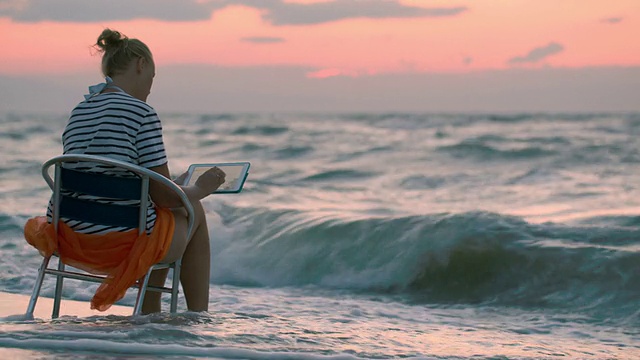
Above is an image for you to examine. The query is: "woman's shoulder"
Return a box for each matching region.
[80,93,157,115]
[110,93,156,112]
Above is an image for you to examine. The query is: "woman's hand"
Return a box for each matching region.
[150,163,226,207]
[194,167,226,194]
[173,171,189,185]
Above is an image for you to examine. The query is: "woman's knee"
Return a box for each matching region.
[174,198,206,228]
[189,197,207,227]
[161,199,207,263]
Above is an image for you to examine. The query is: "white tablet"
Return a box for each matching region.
[184,162,250,194]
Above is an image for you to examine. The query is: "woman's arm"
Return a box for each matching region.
[148,163,226,208]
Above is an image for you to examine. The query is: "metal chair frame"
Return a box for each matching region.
[25,154,195,318]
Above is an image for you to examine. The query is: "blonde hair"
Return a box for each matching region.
[94,28,153,77]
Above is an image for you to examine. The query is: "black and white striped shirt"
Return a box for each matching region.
[47,91,168,234]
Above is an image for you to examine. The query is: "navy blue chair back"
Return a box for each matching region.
[58,167,143,229]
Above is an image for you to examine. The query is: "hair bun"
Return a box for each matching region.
[95,28,129,53]
[94,28,152,78]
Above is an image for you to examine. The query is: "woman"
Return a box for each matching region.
[56,28,224,313]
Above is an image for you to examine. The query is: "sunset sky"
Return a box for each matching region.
[1,0,638,113]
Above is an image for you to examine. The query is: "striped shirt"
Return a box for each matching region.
[47,91,167,234]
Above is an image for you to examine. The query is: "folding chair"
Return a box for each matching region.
[25,154,195,318]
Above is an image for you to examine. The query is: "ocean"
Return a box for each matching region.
[0,111,639,359]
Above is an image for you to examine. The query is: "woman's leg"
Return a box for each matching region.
[179,214,210,311]
[140,268,169,314]
[141,198,210,314]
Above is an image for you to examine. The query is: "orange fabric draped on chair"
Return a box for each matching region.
[24,207,175,311]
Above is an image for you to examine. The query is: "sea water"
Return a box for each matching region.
[0,112,639,359]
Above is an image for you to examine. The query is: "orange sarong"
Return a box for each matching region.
[23,207,175,311]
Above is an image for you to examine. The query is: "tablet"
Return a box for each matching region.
[184,162,250,194]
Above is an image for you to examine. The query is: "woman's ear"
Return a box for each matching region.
[136,57,146,74]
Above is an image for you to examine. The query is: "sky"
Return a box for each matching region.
[0,0,639,113]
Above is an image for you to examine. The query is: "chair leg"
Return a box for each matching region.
[133,267,154,316]
[170,260,181,313]
[25,256,51,319]
[52,259,65,319]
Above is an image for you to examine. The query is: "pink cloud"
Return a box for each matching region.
[306,68,360,79]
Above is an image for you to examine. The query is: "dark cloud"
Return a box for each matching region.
[230,0,467,25]
[601,17,623,24]
[0,0,212,22]
[0,0,467,24]
[241,36,285,44]
[508,42,564,65]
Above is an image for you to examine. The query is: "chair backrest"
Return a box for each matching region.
[43,154,194,238]
[56,165,148,233]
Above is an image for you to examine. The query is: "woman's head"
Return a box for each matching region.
[95,28,153,78]
[94,29,156,101]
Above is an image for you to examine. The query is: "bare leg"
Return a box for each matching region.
[180,218,210,311]
[141,199,210,314]
[141,268,169,314]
